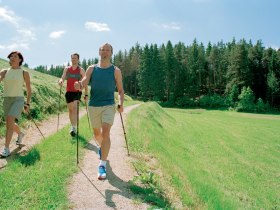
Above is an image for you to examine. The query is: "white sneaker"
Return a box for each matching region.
[69,127,76,137]
[1,148,10,157]
[16,132,25,145]
[97,165,107,180]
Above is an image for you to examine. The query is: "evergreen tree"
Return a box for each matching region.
[236,86,255,112]
[151,44,165,100]
[226,39,250,93]
[267,70,279,106]
[138,44,153,99]
[164,40,176,102]
[186,39,200,99]
[248,40,266,100]
[81,58,87,70]
[173,42,187,100]
[129,43,141,96]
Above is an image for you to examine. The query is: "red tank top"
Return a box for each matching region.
[66,66,81,92]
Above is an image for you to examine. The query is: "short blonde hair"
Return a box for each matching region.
[99,43,113,54]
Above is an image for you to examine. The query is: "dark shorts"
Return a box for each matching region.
[65,92,82,104]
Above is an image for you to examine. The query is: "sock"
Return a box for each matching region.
[99,160,106,167]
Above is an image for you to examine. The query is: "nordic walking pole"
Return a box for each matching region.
[27,111,45,139]
[118,105,130,156]
[57,86,62,131]
[30,117,45,139]
[85,102,91,130]
[76,96,80,165]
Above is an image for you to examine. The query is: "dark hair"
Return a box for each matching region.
[7,51,24,66]
[71,53,80,59]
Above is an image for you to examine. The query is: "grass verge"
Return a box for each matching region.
[127,102,280,209]
[0,115,91,209]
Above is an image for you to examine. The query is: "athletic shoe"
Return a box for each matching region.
[16,132,25,145]
[98,165,106,180]
[1,148,10,157]
[70,127,76,137]
[98,147,102,160]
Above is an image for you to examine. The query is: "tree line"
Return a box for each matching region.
[34,38,280,111]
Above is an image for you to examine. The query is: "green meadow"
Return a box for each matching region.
[1,58,279,209]
[0,101,279,209]
[127,102,280,209]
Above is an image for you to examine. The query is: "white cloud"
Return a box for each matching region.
[0,6,36,51]
[162,22,181,30]
[0,6,20,26]
[17,29,36,40]
[49,30,65,39]
[85,21,111,32]
[6,43,30,50]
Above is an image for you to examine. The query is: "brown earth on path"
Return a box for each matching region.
[68,104,150,210]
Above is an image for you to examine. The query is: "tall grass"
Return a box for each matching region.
[127,102,280,209]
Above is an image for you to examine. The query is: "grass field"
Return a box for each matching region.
[0,98,279,209]
[127,102,280,209]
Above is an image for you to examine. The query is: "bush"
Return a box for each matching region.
[199,94,227,108]
[226,84,239,108]
[236,87,255,112]
[256,98,270,113]
[175,96,197,107]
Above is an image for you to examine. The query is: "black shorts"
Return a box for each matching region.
[65,92,82,104]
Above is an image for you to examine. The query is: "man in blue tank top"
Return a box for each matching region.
[74,43,124,180]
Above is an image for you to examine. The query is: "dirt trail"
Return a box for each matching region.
[1,104,149,209]
[68,104,150,210]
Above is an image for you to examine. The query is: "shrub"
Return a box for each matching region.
[227,84,239,108]
[199,94,227,108]
[236,87,255,112]
[256,98,270,113]
[175,96,197,107]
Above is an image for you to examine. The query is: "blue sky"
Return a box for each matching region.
[0,0,279,68]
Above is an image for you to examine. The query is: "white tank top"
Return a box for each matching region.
[3,68,24,97]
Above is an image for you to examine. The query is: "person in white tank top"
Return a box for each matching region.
[0,51,32,157]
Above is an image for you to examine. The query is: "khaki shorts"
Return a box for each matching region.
[88,105,116,128]
[3,97,24,119]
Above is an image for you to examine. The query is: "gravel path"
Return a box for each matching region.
[68,104,149,210]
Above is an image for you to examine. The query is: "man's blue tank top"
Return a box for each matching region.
[89,65,115,107]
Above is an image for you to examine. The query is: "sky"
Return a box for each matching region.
[0,0,279,68]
